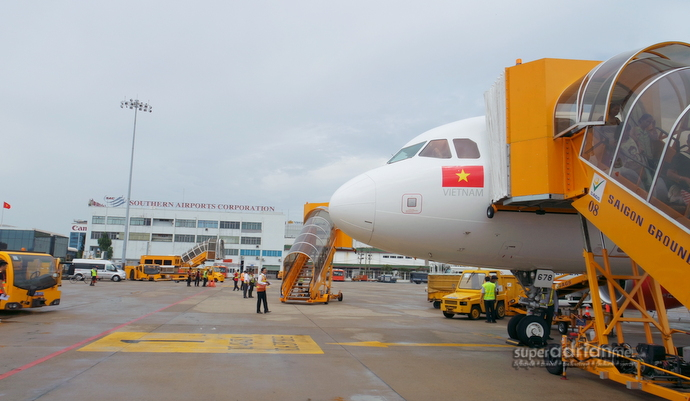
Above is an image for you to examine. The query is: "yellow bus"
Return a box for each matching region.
[0,251,61,310]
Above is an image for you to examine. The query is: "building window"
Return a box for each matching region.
[92,216,105,224]
[220,236,240,244]
[130,217,151,226]
[241,222,262,232]
[240,249,260,256]
[262,250,281,257]
[129,232,150,241]
[220,221,240,229]
[175,219,196,228]
[241,237,261,245]
[175,234,195,243]
[198,220,218,229]
[151,233,173,242]
[224,248,239,256]
[153,218,174,227]
[91,231,122,240]
[197,235,216,243]
[106,216,125,225]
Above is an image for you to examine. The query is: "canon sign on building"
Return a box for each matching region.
[71,224,88,232]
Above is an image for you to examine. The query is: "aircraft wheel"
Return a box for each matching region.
[544,343,564,375]
[442,311,454,319]
[517,316,548,348]
[558,321,569,335]
[467,305,481,320]
[507,315,525,339]
[433,301,441,309]
[487,205,495,218]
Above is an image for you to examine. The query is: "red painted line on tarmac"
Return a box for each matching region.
[0,287,213,381]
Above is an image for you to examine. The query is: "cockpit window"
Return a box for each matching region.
[387,142,425,164]
[419,139,452,159]
[453,138,480,158]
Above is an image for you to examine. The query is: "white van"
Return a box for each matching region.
[71,259,126,282]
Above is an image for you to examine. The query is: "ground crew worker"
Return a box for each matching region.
[481,276,496,323]
[90,266,97,286]
[242,270,249,298]
[202,269,209,287]
[256,267,271,314]
[233,271,240,291]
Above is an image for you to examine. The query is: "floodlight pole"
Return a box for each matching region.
[120,99,152,268]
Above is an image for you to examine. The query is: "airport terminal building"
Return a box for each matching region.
[75,197,286,272]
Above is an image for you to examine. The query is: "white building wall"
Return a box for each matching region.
[84,205,286,270]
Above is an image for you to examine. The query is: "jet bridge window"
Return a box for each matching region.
[453,138,480,158]
[419,139,452,159]
[387,142,425,164]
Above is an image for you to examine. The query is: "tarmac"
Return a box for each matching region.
[1,279,688,401]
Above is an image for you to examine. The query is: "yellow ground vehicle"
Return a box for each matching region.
[440,270,519,320]
[0,251,61,310]
[427,270,464,309]
[125,239,225,282]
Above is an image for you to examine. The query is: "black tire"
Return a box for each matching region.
[112,275,121,282]
[468,305,481,320]
[544,343,564,375]
[558,321,569,335]
[496,301,506,319]
[433,300,441,309]
[507,315,525,339]
[443,311,454,319]
[338,293,343,302]
[517,315,548,347]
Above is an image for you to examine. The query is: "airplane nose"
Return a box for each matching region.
[329,173,376,244]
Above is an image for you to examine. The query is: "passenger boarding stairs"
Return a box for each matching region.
[180,238,225,268]
[280,207,340,304]
[486,41,690,400]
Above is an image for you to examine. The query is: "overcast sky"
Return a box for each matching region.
[1,1,688,234]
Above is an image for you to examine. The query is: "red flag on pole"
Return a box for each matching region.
[2,202,9,209]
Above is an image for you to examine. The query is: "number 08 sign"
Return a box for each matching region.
[533,270,555,288]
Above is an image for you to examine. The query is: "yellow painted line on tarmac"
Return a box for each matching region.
[79,332,323,354]
[328,341,513,348]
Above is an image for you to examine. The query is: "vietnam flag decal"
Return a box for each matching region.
[442,166,484,187]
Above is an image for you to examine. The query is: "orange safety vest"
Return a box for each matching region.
[256,274,267,292]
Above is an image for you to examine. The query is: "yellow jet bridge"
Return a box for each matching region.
[488,41,690,399]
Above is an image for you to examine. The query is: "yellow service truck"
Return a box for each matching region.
[440,270,520,320]
[427,271,464,309]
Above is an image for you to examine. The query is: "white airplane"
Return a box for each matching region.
[329,116,622,274]
[328,115,685,345]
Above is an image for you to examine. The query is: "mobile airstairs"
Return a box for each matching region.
[487,42,690,399]
[280,207,342,304]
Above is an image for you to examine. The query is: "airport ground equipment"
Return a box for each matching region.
[125,239,225,281]
[280,206,343,304]
[427,271,464,308]
[0,251,61,310]
[486,41,690,398]
[440,270,520,320]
